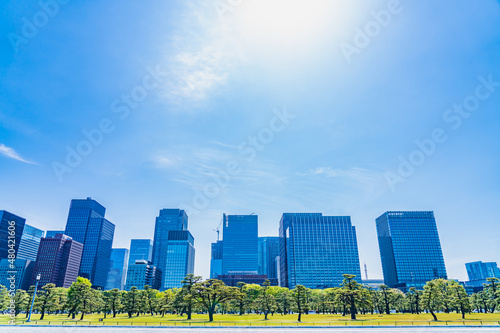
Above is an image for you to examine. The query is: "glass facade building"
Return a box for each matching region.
[105,248,129,290]
[0,210,26,260]
[163,230,195,289]
[465,261,500,287]
[258,237,279,280]
[152,209,195,290]
[17,224,44,261]
[210,240,223,278]
[125,260,162,290]
[222,214,258,274]
[33,233,83,288]
[279,213,361,289]
[0,258,35,290]
[64,198,115,289]
[376,211,447,290]
[128,239,153,266]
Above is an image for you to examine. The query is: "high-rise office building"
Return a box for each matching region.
[32,233,83,288]
[45,230,65,238]
[279,213,361,289]
[0,258,35,290]
[128,239,153,266]
[210,240,223,278]
[64,198,115,289]
[17,224,44,261]
[465,261,500,287]
[222,214,258,274]
[376,211,447,290]
[125,260,162,290]
[258,237,279,280]
[152,209,195,290]
[105,248,129,290]
[0,210,26,260]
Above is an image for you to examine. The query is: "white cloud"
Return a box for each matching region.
[0,143,38,165]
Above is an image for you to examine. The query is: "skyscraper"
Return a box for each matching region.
[258,237,279,280]
[17,224,44,261]
[222,214,258,274]
[32,233,83,288]
[105,248,129,290]
[279,213,361,289]
[128,239,153,266]
[210,240,223,278]
[0,258,35,290]
[376,211,447,290]
[0,210,26,260]
[465,261,500,287]
[64,198,115,289]
[162,230,195,289]
[151,209,195,290]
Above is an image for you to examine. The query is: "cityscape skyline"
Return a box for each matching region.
[2,199,497,285]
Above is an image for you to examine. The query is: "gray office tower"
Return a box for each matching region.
[376,211,447,291]
[279,213,361,289]
[152,209,195,290]
[64,198,115,289]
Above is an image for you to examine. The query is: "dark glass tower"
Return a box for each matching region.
[376,211,447,290]
[17,224,45,261]
[33,233,83,288]
[258,237,280,280]
[222,214,258,274]
[105,248,129,290]
[210,240,223,278]
[279,213,361,289]
[64,198,115,289]
[0,210,26,260]
[152,209,194,290]
[128,239,153,266]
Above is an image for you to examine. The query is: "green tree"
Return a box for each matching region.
[274,286,291,315]
[143,285,159,315]
[67,277,99,320]
[291,284,308,322]
[447,280,470,319]
[156,289,174,316]
[191,279,242,322]
[236,282,246,315]
[181,274,202,319]
[13,290,29,316]
[484,277,499,313]
[0,285,10,311]
[379,285,396,315]
[35,283,58,320]
[421,279,446,321]
[122,287,142,317]
[104,288,122,317]
[255,280,277,320]
[407,287,422,314]
[339,274,366,320]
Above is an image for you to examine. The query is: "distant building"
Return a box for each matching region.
[210,240,223,279]
[152,209,195,290]
[17,224,44,261]
[125,260,161,290]
[258,237,279,280]
[222,214,258,274]
[465,261,500,288]
[128,239,153,266]
[0,210,26,260]
[32,234,83,288]
[0,258,35,290]
[105,248,129,290]
[216,274,278,287]
[64,198,115,289]
[376,211,447,291]
[45,230,65,238]
[279,213,361,289]
[361,279,385,289]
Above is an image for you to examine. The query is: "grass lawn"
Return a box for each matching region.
[2,312,500,326]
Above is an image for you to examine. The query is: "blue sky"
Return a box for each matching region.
[1,0,499,281]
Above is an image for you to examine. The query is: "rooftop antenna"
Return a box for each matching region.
[364,263,368,280]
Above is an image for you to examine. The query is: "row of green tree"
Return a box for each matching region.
[2,275,499,322]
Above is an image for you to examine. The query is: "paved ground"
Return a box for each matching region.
[2,327,500,333]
